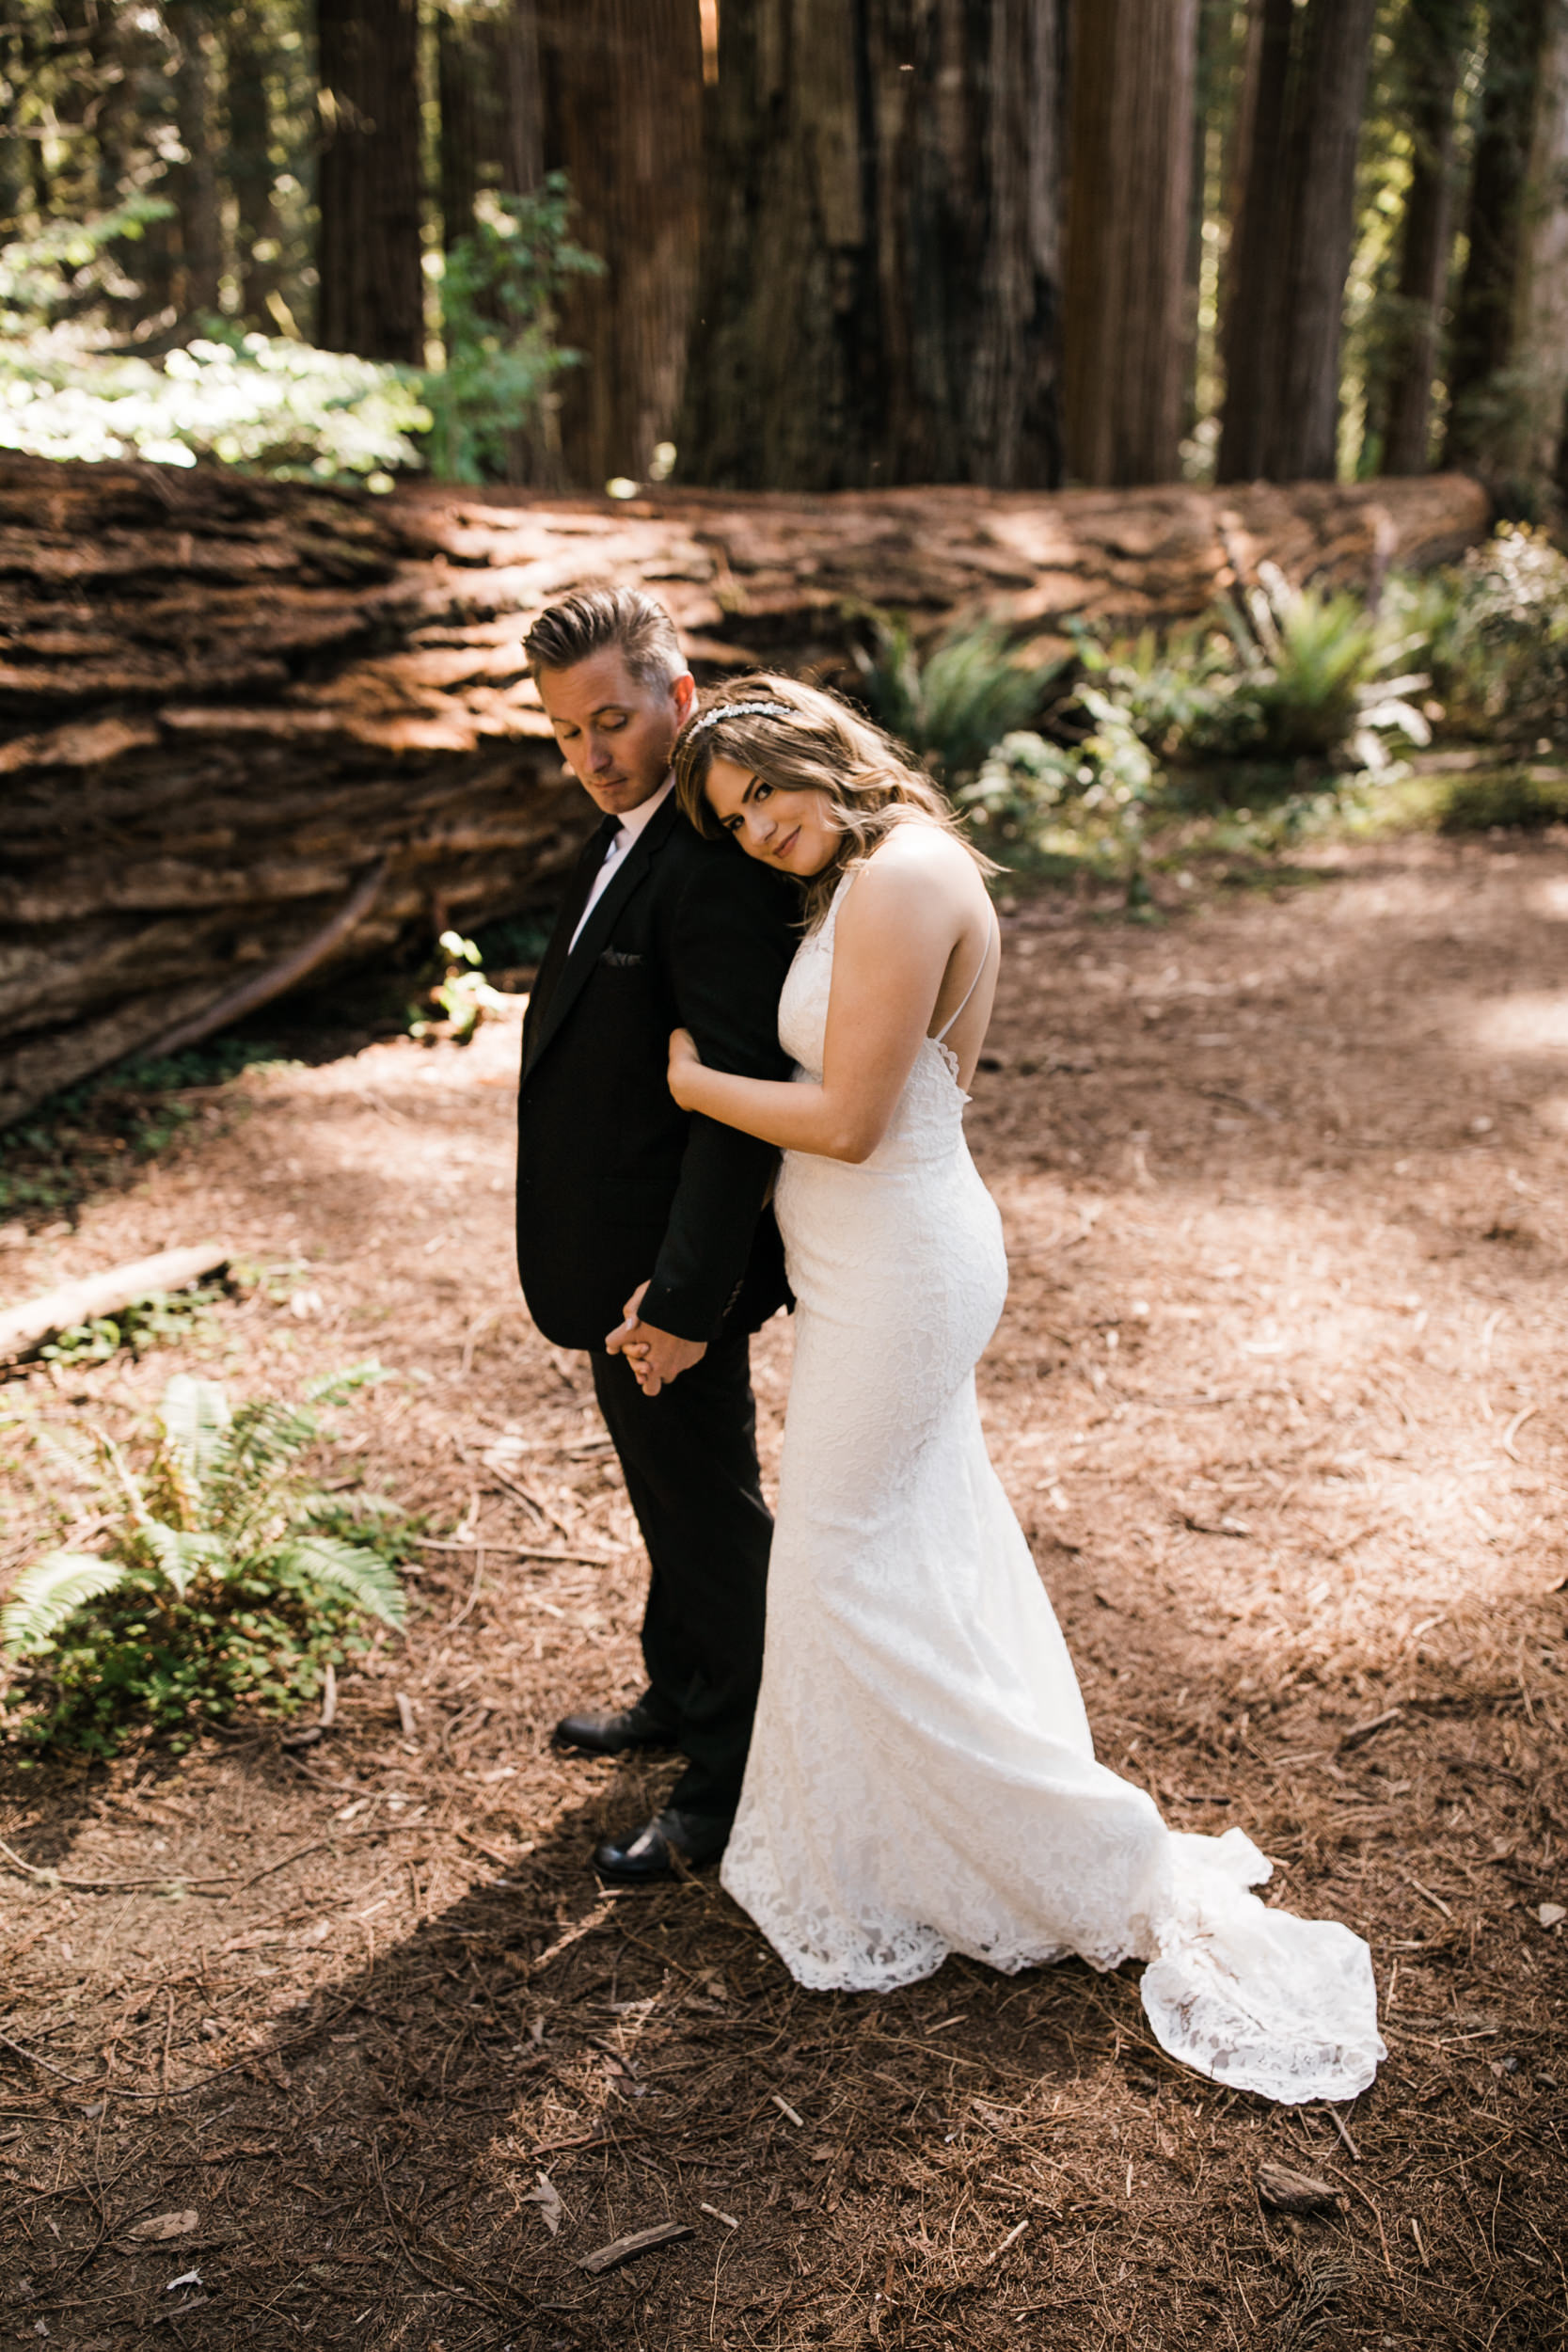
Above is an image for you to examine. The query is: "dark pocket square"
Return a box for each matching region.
[600,947,644,968]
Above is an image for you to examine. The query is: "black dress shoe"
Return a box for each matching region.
[554,1698,677,1757]
[594,1807,731,1883]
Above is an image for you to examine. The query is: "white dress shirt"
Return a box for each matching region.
[568,774,675,952]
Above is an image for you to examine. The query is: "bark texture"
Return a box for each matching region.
[1384,0,1467,476]
[226,0,284,328]
[169,0,223,315]
[0,453,1487,1126]
[1513,2,1568,495]
[679,0,1065,491]
[1444,0,1550,466]
[436,0,543,249]
[1063,0,1198,486]
[1218,0,1380,483]
[315,0,425,361]
[537,0,704,488]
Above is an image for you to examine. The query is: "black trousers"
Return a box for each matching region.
[590,1327,771,1820]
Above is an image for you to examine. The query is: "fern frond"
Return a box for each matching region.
[303,1361,388,1407]
[270,1535,407,1629]
[206,1397,319,1542]
[94,1426,154,1530]
[1,1550,128,1655]
[135,1521,227,1600]
[32,1424,112,1501]
[159,1374,231,1530]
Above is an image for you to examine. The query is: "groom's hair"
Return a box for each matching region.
[524,587,686,691]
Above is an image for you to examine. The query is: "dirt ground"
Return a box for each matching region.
[1,830,1565,2351]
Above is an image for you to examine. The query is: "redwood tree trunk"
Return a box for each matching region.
[1444,0,1562,473]
[1217,0,1379,482]
[1063,0,1198,485]
[1510,0,1568,492]
[679,0,1065,492]
[537,0,704,489]
[315,0,425,361]
[169,0,223,315]
[1384,0,1468,475]
[227,0,282,327]
[436,0,542,249]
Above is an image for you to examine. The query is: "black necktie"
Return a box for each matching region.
[527,813,623,1035]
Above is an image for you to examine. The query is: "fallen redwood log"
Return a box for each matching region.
[0,1242,230,1367]
[0,453,1489,1127]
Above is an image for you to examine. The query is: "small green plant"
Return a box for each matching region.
[1430,526,1568,739]
[421,177,602,485]
[40,1280,229,1370]
[959,691,1158,904]
[408,930,512,1043]
[304,1490,430,1567]
[1,1367,406,1756]
[855,613,1069,784]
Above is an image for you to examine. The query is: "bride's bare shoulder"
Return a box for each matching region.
[851,821,981,904]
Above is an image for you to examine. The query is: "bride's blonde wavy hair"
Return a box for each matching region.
[673,673,996,927]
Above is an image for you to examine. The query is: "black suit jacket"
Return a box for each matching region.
[515,792,798,1351]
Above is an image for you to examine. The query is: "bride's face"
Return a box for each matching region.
[704,755,839,877]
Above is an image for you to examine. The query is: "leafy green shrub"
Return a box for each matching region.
[420,177,601,484]
[1436,768,1568,832]
[0,325,428,485]
[854,614,1069,783]
[0,197,427,485]
[959,692,1158,902]
[1430,526,1568,739]
[1,1367,406,1756]
[1076,622,1241,762]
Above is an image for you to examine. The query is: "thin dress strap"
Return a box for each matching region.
[933,914,1000,1043]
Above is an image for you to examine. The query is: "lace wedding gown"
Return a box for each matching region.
[721,874,1385,2105]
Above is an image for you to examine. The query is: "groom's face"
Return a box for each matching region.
[536,646,695,819]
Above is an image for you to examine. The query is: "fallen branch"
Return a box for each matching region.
[138,856,388,1060]
[0,1241,230,1368]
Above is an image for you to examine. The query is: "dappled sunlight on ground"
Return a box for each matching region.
[0,834,1564,2348]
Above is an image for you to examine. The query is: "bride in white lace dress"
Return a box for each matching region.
[655,675,1383,2106]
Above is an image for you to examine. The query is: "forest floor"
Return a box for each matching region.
[1,828,1565,2351]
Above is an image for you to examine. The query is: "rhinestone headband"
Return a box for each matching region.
[686,699,795,737]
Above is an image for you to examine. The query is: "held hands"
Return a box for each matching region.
[605,1277,708,1397]
[668,1025,703,1110]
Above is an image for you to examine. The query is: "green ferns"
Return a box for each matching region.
[855,615,1069,784]
[2,1367,407,1756]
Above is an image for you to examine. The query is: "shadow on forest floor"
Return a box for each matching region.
[1,831,1565,2349]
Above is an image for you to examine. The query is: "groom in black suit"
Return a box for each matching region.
[516,587,795,1881]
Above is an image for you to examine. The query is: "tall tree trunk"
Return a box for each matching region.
[1510,0,1568,492]
[1216,0,1292,481]
[315,0,425,361]
[680,0,1064,492]
[1384,0,1469,475]
[1063,0,1197,485]
[534,0,702,489]
[436,0,542,250]
[1444,0,1549,463]
[1217,0,1379,482]
[227,0,282,327]
[0,3,32,232]
[168,0,223,315]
